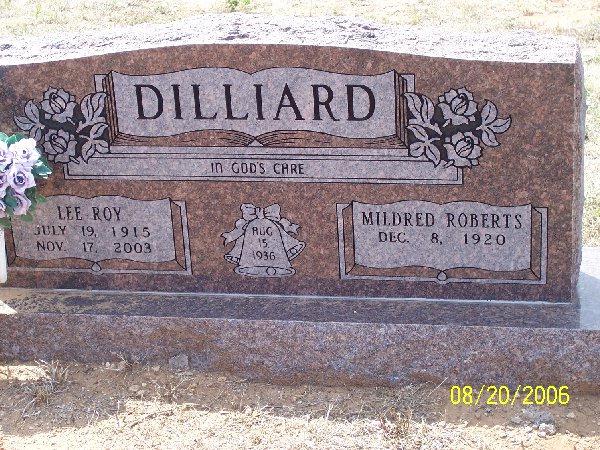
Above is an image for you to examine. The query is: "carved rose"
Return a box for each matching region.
[41,87,77,123]
[444,131,482,168]
[405,87,510,169]
[438,88,478,126]
[16,87,109,164]
[43,129,77,163]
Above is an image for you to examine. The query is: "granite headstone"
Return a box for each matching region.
[0,23,583,305]
[0,16,596,389]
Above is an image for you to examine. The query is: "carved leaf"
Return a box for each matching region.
[89,123,108,140]
[25,100,40,121]
[14,101,44,142]
[81,138,109,162]
[404,93,442,135]
[480,100,498,125]
[420,95,435,123]
[404,93,423,120]
[14,115,33,131]
[409,142,425,157]
[480,127,500,147]
[478,100,511,147]
[79,92,107,130]
[424,144,441,166]
[407,124,429,142]
[490,116,512,133]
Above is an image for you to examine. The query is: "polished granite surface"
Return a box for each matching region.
[1,249,598,330]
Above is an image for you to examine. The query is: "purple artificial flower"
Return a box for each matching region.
[7,164,36,194]
[0,171,10,198]
[0,141,13,170]
[12,192,32,216]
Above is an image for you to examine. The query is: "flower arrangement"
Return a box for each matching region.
[404,87,512,168]
[0,133,52,227]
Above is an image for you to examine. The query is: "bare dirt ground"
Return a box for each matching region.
[0,361,599,449]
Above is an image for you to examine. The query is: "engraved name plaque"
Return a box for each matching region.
[8,196,191,274]
[338,201,547,284]
[104,69,403,141]
[42,68,461,184]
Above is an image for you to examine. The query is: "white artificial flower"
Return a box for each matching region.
[9,138,40,168]
[0,141,13,170]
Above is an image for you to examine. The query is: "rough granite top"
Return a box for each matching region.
[0,13,579,66]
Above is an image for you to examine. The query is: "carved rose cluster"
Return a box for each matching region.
[404,88,512,168]
[14,87,109,163]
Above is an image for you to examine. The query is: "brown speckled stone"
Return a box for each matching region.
[0,16,584,305]
[0,249,598,389]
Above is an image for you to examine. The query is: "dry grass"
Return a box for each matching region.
[0,0,597,243]
[20,360,70,417]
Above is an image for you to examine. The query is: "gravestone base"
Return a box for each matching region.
[2,249,598,391]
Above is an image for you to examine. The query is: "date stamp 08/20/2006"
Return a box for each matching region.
[449,385,571,407]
